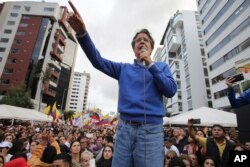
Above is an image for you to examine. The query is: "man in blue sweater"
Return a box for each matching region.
[225,77,250,108]
[68,3,177,167]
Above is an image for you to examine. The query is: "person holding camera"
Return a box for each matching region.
[225,76,250,108]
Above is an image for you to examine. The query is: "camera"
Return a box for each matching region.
[189,118,201,124]
[231,73,244,83]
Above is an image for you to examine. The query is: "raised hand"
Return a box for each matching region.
[225,77,235,88]
[68,0,87,35]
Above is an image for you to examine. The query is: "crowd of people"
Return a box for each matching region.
[0,122,116,167]
[0,120,249,167]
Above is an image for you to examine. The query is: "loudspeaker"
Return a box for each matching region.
[234,104,250,143]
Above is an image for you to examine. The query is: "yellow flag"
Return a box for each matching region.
[43,105,51,115]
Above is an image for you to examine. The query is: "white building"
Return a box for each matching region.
[66,72,90,113]
[196,0,250,109]
[154,10,211,114]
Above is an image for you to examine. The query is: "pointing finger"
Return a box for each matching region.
[68,0,80,15]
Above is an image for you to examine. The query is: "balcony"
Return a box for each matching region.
[168,36,180,52]
[173,14,183,28]
[48,68,60,78]
[50,50,62,62]
[49,61,61,70]
[42,83,56,97]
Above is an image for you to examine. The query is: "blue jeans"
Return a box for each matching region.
[112,120,164,167]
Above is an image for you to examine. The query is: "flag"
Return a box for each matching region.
[43,105,51,115]
[91,113,100,123]
[72,112,82,127]
[51,102,61,121]
[73,117,83,127]
[99,114,110,125]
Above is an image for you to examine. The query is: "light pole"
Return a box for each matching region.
[61,88,69,111]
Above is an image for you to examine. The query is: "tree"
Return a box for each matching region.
[0,85,34,109]
[61,110,75,122]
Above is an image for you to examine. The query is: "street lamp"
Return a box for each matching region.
[61,88,69,111]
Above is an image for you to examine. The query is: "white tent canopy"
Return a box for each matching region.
[163,116,170,125]
[0,104,53,122]
[169,107,237,127]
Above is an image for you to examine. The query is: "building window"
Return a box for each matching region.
[206,0,248,46]
[7,59,17,63]
[4,68,14,74]
[10,48,19,54]
[211,68,235,85]
[203,0,235,34]
[0,48,6,52]
[0,38,9,43]
[208,17,250,58]
[19,23,28,27]
[13,5,21,10]
[10,13,18,17]
[44,7,54,12]
[24,6,31,12]
[0,79,10,84]
[22,16,31,19]
[14,39,22,45]
[16,31,25,35]
[4,29,12,34]
[7,21,15,25]
[210,38,250,71]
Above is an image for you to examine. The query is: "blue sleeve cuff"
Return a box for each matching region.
[147,62,154,69]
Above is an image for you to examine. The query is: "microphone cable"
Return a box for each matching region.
[143,65,147,167]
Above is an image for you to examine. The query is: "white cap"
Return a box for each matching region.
[0,141,12,148]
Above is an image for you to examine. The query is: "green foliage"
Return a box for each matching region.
[61,110,75,121]
[165,112,171,117]
[0,85,34,109]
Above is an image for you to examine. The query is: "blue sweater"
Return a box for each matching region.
[77,33,177,124]
[227,88,250,108]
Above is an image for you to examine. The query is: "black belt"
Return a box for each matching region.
[123,120,145,126]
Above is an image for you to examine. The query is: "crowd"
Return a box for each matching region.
[0,120,249,167]
[0,122,116,167]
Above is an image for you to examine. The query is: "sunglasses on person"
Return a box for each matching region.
[166,156,174,160]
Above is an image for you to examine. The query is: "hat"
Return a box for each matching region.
[0,141,13,148]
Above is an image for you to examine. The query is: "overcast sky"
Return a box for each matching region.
[1,0,197,114]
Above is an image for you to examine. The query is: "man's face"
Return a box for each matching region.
[96,137,102,146]
[212,127,225,139]
[80,138,88,150]
[165,141,171,149]
[133,33,153,59]
[59,136,66,144]
[52,159,70,167]
[245,142,250,151]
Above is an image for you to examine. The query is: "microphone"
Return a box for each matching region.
[140,46,147,66]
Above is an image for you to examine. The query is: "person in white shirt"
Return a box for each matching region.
[0,141,13,163]
[164,137,180,157]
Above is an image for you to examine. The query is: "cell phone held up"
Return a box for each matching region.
[189,118,201,124]
[231,73,244,83]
